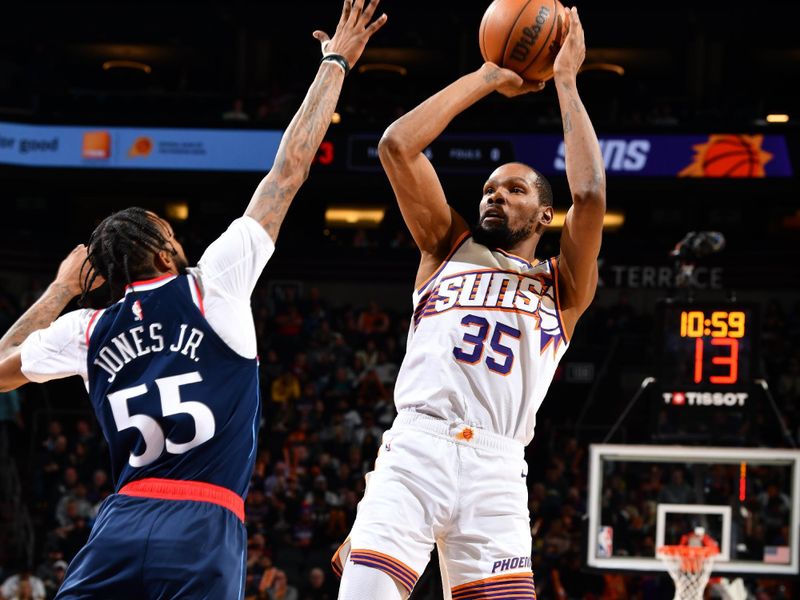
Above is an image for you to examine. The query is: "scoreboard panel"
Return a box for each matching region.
[661,304,758,390]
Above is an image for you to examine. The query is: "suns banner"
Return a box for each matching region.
[348,133,792,178]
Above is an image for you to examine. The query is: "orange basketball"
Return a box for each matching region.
[479,0,570,82]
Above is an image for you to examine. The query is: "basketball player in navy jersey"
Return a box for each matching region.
[0,2,386,598]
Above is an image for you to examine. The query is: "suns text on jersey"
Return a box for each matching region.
[417,269,554,321]
[93,323,204,383]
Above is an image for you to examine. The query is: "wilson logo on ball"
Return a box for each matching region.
[510,6,551,63]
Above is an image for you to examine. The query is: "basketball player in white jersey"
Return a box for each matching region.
[333,8,604,599]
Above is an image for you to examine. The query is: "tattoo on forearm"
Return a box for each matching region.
[482,68,500,84]
[559,82,582,136]
[0,285,74,357]
[249,65,343,239]
[563,112,573,134]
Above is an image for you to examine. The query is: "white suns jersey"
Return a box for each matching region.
[394,234,570,445]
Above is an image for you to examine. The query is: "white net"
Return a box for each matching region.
[657,546,717,600]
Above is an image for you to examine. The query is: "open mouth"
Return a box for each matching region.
[482,210,506,224]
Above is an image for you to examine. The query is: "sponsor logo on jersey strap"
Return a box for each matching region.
[414,268,565,355]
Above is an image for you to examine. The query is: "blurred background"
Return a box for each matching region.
[0,1,798,598]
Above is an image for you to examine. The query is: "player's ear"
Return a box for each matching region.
[540,206,554,226]
[154,249,175,274]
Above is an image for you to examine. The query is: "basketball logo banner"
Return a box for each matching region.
[679,134,773,178]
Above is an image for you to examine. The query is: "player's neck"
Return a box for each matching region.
[503,236,540,264]
[131,267,178,285]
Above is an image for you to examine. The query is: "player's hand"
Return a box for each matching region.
[553,7,585,81]
[54,245,103,298]
[480,62,546,98]
[313,0,388,69]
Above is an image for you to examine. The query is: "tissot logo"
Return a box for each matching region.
[555,139,651,172]
[663,391,748,407]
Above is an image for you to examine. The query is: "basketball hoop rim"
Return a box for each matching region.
[657,545,719,559]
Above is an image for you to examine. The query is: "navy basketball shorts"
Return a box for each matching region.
[56,479,246,600]
[332,412,536,599]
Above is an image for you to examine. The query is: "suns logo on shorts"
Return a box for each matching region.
[132,300,144,322]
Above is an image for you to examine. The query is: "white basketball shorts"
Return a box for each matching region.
[332,412,536,599]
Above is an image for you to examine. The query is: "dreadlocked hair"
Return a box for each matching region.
[79,207,175,307]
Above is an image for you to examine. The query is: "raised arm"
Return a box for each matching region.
[379,63,543,287]
[553,8,606,336]
[0,246,88,391]
[245,0,387,241]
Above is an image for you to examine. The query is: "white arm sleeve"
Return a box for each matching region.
[19,309,92,384]
[195,216,275,301]
[190,216,275,359]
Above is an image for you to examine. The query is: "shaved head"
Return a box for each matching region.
[490,163,553,207]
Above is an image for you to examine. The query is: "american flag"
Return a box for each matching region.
[764,546,791,564]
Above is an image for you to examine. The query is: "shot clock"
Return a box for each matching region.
[661,305,757,390]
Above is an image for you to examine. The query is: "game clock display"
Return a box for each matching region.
[661,305,757,388]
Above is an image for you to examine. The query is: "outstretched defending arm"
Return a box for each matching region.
[0,246,89,391]
[379,63,544,288]
[553,7,606,337]
[245,0,387,241]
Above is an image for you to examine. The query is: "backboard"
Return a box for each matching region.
[587,444,800,575]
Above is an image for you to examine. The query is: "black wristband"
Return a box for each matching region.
[321,54,350,76]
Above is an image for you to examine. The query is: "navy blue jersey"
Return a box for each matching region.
[86,274,260,497]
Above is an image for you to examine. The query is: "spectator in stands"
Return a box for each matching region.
[0,571,46,600]
[86,469,111,509]
[222,98,250,122]
[266,569,298,600]
[299,567,335,600]
[36,558,65,600]
[50,500,90,561]
[34,545,65,600]
[55,481,92,528]
[659,468,695,504]
[356,302,389,337]
[352,411,382,447]
[271,370,302,406]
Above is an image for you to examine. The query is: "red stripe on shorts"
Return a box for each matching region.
[118,477,244,522]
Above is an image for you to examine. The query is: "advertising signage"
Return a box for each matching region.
[348,133,792,178]
[0,121,283,172]
[0,120,793,177]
